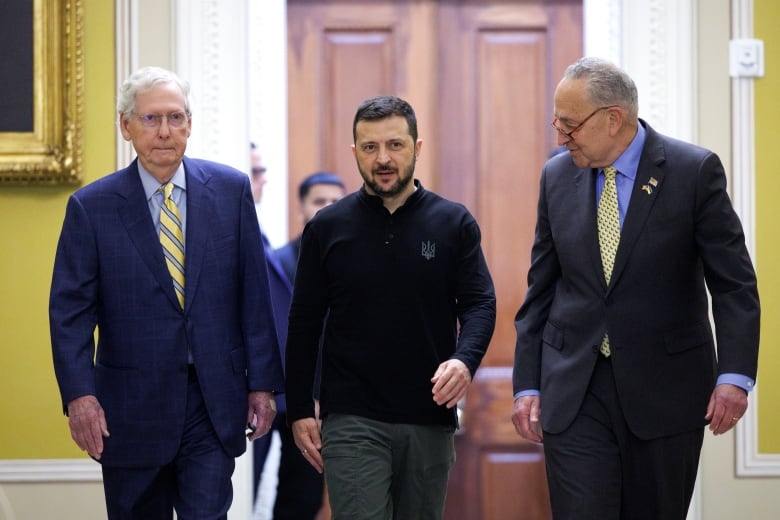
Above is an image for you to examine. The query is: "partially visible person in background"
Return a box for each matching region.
[271,171,346,519]
[250,142,268,206]
[49,66,282,520]
[275,172,346,281]
[249,143,291,514]
[250,149,347,518]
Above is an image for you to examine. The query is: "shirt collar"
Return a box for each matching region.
[138,162,187,201]
[608,122,646,181]
[359,179,424,208]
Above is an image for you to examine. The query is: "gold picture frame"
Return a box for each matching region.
[0,0,84,184]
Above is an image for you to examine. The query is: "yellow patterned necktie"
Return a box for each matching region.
[597,166,620,356]
[159,183,185,308]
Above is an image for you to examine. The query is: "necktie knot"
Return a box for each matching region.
[161,182,174,200]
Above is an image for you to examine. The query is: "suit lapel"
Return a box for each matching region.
[117,161,182,309]
[181,157,214,311]
[574,167,607,290]
[609,124,666,290]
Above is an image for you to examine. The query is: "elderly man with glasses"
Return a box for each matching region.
[512,57,759,520]
[50,66,283,519]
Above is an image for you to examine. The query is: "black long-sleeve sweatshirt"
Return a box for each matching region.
[285,181,496,427]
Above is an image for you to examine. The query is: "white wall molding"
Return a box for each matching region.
[173,0,250,169]
[584,0,695,141]
[0,459,101,482]
[248,0,289,247]
[583,0,623,66]
[731,0,778,478]
[114,0,136,169]
[622,0,696,141]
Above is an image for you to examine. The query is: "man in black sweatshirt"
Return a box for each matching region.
[285,95,496,519]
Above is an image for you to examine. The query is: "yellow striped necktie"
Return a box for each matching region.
[597,166,620,356]
[159,183,185,308]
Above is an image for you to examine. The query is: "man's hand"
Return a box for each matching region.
[511,395,543,443]
[292,417,324,474]
[246,391,276,441]
[705,383,748,435]
[67,395,109,460]
[431,359,472,409]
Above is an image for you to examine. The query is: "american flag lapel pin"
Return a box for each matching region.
[641,176,659,195]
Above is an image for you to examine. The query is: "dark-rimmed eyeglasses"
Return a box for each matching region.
[551,105,618,140]
[136,112,190,130]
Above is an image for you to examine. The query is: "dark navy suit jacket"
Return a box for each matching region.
[50,157,285,467]
[262,234,293,414]
[513,121,760,439]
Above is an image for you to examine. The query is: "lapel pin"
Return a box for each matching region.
[648,177,658,187]
[641,185,653,195]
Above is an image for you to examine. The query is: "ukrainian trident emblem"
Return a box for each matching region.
[421,240,436,260]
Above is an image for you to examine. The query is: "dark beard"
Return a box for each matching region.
[365,158,415,197]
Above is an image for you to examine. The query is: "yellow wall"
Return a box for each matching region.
[0,0,115,459]
[755,0,780,454]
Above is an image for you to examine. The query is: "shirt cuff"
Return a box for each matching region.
[514,389,540,400]
[717,373,755,393]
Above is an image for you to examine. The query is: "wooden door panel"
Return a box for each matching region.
[481,451,551,520]
[321,30,395,184]
[476,30,548,368]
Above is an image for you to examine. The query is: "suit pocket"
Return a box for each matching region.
[664,321,713,354]
[542,321,564,351]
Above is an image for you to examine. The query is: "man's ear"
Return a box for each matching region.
[608,107,625,136]
[119,114,132,141]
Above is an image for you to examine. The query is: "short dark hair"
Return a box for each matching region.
[299,172,345,201]
[352,95,418,143]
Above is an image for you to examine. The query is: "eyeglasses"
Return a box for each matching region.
[551,105,618,139]
[135,112,190,129]
[251,167,267,177]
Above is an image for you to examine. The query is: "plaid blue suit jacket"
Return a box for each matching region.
[50,156,284,466]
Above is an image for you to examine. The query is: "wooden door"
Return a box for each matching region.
[287,1,582,518]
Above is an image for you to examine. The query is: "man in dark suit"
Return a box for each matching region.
[272,172,345,518]
[49,66,284,519]
[251,164,345,518]
[511,57,760,520]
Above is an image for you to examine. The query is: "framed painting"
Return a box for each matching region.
[0,0,84,184]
